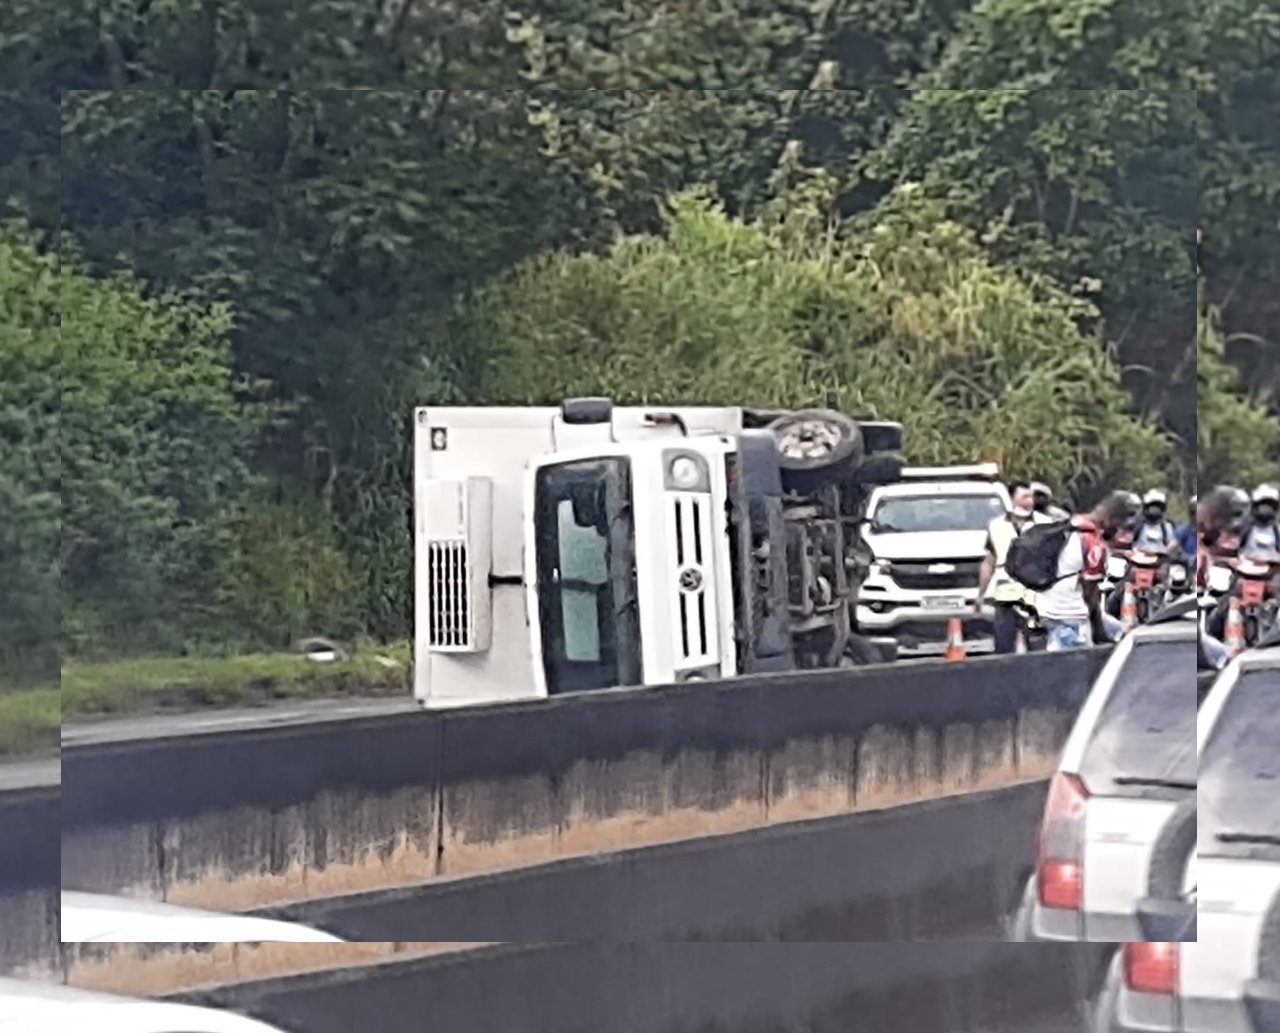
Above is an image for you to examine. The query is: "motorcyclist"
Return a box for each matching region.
[1240,484,1280,561]
[1030,482,1070,522]
[1132,489,1180,554]
[1105,489,1169,619]
[1176,495,1197,560]
[1206,484,1280,638]
[1198,485,1250,589]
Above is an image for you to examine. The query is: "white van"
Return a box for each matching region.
[0,977,292,1033]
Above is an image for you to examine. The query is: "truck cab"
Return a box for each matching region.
[414,399,904,707]
[855,465,1010,656]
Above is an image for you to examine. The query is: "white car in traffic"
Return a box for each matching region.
[61,890,343,943]
[855,464,1010,655]
[1010,596,1198,941]
[0,977,292,1033]
[1094,633,1280,1031]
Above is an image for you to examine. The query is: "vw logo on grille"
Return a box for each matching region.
[678,567,704,593]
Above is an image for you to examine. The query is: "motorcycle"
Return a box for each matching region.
[1126,549,1167,623]
[1199,560,1234,638]
[1108,548,1183,624]
[1231,556,1280,647]
[1011,599,1047,652]
[1101,554,1129,609]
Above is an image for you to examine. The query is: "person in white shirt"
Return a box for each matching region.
[976,481,1048,653]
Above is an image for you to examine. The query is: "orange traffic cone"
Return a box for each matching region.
[1224,596,1246,656]
[944,618,966,662]
[1120,583,1139,633]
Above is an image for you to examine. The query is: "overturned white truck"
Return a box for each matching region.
[413,400,905,708]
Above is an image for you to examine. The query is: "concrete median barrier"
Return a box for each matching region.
[0,763,60,978]
[61,649,1110,914]
[260,780,1049,942]
[183,941,1112,1033]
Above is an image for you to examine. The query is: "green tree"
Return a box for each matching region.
[0,223,60,682]
[60,238,264,655]
[1197,307,1280,489]
[463,188,1168,503]
[866,0,1200,475]
[1198,0,1280,395]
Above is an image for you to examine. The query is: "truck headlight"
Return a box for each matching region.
[664,451,710,492]
[670,456,701,489]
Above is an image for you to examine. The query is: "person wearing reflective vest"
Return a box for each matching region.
[977,481,1049,654]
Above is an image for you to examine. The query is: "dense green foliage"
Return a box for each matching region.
[59,241,265,655]
[0,0,1270,667]
[0,226,60,681]
[469,188,1167,498]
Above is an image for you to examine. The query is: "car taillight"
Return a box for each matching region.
[1123,942,1179,995]
[1036,772,1089,910]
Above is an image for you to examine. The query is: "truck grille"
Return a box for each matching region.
[426,540,471,648]
[888,560,981,591]
[671,495,713,663]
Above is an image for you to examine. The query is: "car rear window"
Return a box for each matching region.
[1200,666,1280,857]
[1076,638,1197,796]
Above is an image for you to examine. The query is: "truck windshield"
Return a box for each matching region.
[533,458,642,694]
[870,494,1006,533]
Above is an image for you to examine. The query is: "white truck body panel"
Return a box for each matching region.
[413,405,745,708]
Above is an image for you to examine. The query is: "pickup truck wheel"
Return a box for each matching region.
[1146,796,1196,900]
[769,409,863,490]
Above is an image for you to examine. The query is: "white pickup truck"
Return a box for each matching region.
[854,464,1010,656]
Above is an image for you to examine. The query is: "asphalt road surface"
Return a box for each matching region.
[60,696,419,746]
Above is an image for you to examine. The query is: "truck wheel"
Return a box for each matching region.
[1146,796,1196,900]
[843,634,883,666]
[769,409,863,490]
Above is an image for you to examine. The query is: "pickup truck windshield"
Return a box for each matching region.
[533,458,642,694]
[870,493,1006,534]
[1200,666,1280,857]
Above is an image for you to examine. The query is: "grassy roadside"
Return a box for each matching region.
[0,685,60,757]
[62,641,413,717]
[0,642,413,760]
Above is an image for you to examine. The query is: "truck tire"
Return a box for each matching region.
[848,452,904,486]
[1259,888,1280,979]
[842,633,883,666]
[769,409,863,490]
[1146,796,1197,900]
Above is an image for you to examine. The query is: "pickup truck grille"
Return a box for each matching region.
[888,560,981,591]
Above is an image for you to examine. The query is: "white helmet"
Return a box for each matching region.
[1253,484,1280,505]
[1142,489,1167,507]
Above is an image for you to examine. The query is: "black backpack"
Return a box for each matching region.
[1005,519,1076,591]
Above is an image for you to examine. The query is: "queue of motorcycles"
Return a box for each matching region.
[1198,553,1280,650]
[1007,543,1193,651]
[1099,547,1193,626]
[1008,523,1276,651]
